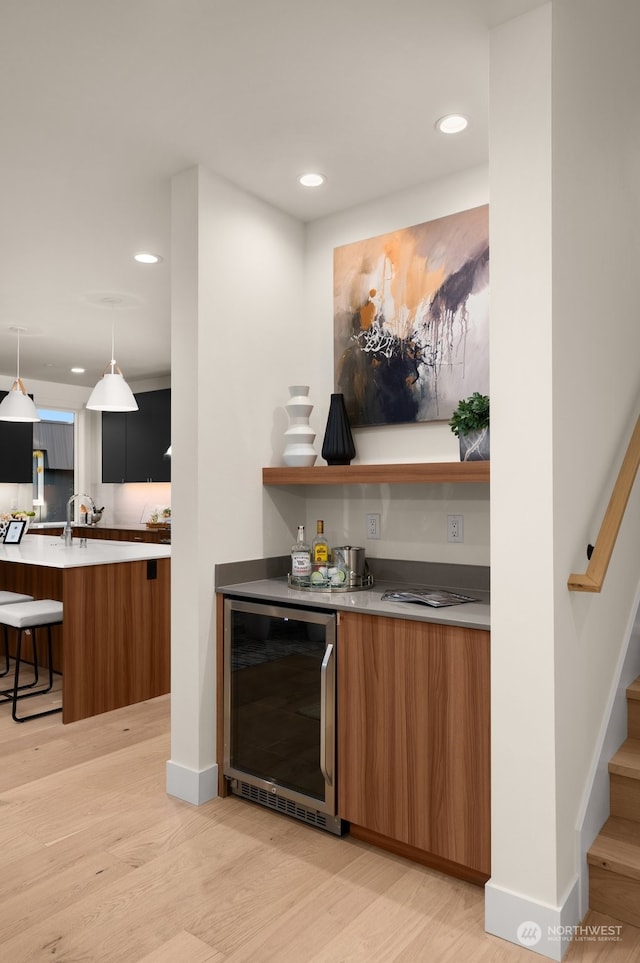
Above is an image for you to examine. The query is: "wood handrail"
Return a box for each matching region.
[568,414,640,592]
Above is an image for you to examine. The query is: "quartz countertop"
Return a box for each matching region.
[217,576,490,630]
[0,533,171,569]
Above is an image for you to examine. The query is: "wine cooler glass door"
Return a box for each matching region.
[223,599,337,816]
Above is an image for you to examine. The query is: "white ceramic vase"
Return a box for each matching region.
[283,385,317,467]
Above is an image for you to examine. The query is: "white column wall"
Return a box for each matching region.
[487,0,558,917]
[487,2,640,957]
[167,166,305,803]
[552,0,640,913]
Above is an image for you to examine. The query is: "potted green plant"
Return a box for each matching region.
[449,392,490,461]
[11,509,36,531]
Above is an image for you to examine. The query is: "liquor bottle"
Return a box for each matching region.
[312,519,329,566]
[291,524,311,578]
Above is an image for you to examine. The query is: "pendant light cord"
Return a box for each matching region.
[110,316,116,374]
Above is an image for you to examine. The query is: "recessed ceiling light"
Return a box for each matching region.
[71,367,85,374]
[298,173,326,188]
[134,252,163,264]
[435,114,469,134]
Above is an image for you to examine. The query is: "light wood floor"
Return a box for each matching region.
[0,680,639,962]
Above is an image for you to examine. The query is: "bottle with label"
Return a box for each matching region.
[312,519,329,566]
[291,524,311,579]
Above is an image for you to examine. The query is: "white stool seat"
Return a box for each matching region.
[0,599,63,629]
[0,591,34,605]
[0,599,63,722]
[0,592,35,678]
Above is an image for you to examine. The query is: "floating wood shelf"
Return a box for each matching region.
[262,462,490,486]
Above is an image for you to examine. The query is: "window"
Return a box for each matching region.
[33,409,75,523]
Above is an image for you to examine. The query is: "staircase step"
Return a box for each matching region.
[609,738,640,780]
[588,818,640,926]
[588,817,640,879]
[589,865,640,927]
[628,681,640,740]
[626,678,640,702]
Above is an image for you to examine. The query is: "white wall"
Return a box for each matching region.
[488,0,557,914]
[167,166,306,802]
[552,0,640,914]
[298,165,491,565]
[487,2,640,957]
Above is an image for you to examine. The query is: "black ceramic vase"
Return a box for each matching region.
[321,393,356,466]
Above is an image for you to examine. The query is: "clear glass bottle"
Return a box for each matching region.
[291,524,311,578]
[312,519,329,566]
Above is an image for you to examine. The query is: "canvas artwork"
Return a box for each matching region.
[333,205,489,427]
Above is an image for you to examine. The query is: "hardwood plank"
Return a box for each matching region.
[0,693,637,962]
[136,931,224,962]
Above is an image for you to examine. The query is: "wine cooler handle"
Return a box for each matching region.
[320,641,335,786]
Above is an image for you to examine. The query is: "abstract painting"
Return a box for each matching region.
[333,205,489,426]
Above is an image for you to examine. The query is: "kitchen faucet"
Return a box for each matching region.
[64,493,96,546]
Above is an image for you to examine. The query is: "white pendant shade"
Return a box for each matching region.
[86,300,138,413]
[164,445,171,456]
[0,380,40,422]
[86,371,139,412]
[0,328,40,422]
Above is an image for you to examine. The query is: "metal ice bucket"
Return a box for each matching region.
[332,545,366,586]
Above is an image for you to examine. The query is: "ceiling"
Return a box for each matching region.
[0,0,545,390]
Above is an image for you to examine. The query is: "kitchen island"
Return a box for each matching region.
[0,534,171,723]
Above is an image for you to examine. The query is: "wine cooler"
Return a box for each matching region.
[223,597,343,835]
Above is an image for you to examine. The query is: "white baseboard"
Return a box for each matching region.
[165,759,218,805]
[485,877,580,961]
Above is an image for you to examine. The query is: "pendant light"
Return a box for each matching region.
[86,299,138,412]
[0,327,40,422]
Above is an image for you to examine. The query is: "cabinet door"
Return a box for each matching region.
[0,391,33,482]
[102,389,170,483]
[125,390,171,482]
[101,411,127,483]
[337,611,490,876]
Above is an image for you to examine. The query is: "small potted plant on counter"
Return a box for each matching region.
[449,392,490,461]
[11,509,36,531]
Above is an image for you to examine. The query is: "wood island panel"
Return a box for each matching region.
[61,559,170,723]
[337,610,490,881]
[0,557,170,724]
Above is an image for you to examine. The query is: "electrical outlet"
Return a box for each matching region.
[447,514,464,543]
[366,512,381,539]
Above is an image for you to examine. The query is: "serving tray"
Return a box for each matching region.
[287,573,374,593]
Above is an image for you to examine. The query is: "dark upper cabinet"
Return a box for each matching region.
[102,389,171,483]
[0,390,33,482]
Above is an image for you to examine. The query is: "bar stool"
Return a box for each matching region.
[0,591,34,677]
[0,599,63,722]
